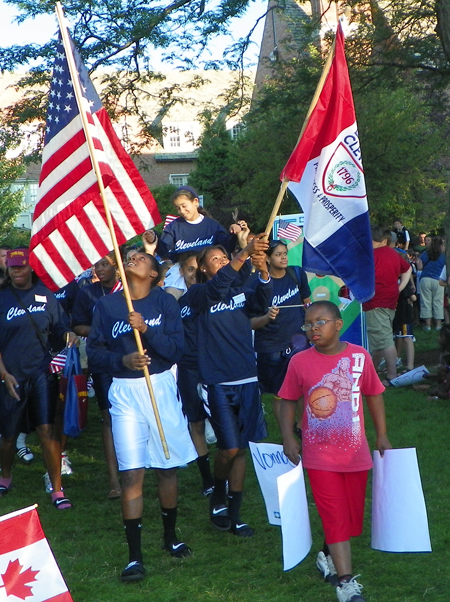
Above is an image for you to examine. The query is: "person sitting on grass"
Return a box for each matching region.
[279,300,392,602]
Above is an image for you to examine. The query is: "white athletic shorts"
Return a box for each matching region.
[109,370,198,470]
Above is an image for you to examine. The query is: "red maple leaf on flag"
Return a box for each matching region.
[1,558,39,599]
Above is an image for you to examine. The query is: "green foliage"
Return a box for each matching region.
[190,3,450,234]
[0,227,31,248]
[0,0,260,158]
[0,153,25,242]
[150,183,177,232]
[355,84,448,230]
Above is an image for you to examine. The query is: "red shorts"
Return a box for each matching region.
[307,469,368,545]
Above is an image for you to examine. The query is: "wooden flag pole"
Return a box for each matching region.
[55,2,170,459]
[264,31,338,237]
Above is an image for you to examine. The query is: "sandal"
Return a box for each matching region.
[0,482,13,497]
[52,493,73,510]
[16,446,34,464]
[210,503,231,531]
[381,379,393,388]
[164,541,192,558]
[107,488,122,500]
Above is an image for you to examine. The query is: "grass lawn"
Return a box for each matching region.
[1,327,448,602]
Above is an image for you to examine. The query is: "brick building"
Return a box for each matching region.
[0,69,253,228]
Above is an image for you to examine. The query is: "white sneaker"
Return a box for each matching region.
[336,576,366,602]
[61,452,73,476]
[205,419,217,445]
[316,551,338,585]
[43,472,53,493]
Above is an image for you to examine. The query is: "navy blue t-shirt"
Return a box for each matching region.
[157,216,236,260]
[179,292,197,366]
[87,287,184,378]
[253,266,311,353]
[0,283,69,380]
[72,281,114,327]
[54,279,81,321]
[187,261,272,385]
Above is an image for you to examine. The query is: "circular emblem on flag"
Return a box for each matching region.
[326,160,361,193]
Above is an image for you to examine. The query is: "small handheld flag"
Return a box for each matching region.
[277,220,303,242]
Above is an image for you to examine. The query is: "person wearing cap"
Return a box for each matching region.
[0,248,78,509]
[144,186,244,298]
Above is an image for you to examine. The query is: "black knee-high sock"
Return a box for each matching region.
[196,453,214,487]
[161,506,177,545]
[323,541,330,556]
[211,477,227,505]
[228,490,243,524]
[123,518,143,563]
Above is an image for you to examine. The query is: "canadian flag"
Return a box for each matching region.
[0,506,73,602]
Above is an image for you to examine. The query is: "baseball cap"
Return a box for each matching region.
[6,248,30,267]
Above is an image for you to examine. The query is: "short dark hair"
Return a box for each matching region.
[371,225,383,243]
[382,229,392,244]
[305,300,342,320]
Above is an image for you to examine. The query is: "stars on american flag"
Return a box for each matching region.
[44,39,84,143]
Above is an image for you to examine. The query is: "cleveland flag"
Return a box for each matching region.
[280,21,374,304]
[0,506,73,601]
[30,31,161,290]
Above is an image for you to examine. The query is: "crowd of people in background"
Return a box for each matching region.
[0,200,443,602]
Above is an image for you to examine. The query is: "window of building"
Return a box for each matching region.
[162,122,197,152]
[169,174,189,187]
[229,123,245,140]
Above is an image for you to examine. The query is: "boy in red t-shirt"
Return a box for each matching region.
[279,301,392,602]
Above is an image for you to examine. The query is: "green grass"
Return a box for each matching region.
[2,331,449,602]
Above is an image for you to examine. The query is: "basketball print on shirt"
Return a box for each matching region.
[306,355,364,450]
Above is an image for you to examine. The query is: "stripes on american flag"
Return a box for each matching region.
[163,214,179,229]
[50,348,68,374]
[277,219,303,242]
[29,34,161,291]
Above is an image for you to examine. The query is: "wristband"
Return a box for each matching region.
[236,254,247,263]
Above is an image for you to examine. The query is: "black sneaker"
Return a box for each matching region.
[164,541,192,558]
[120,561,145,582]
[210,502,231,531]
[231,522,254,538]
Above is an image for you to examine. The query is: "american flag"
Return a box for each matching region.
[29,33,161,291]
[277,219,303,242]
[111,280,123,293]
[50,348,68,374]
[164,214,178,229]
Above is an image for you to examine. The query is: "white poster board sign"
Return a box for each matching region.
[278,461,312,571]
[371,448,431,552]
[249,442,296,526]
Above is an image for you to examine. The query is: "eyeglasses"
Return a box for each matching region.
[301,319,336,331]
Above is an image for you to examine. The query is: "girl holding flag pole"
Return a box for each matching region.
[87,250,197,582]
